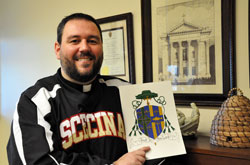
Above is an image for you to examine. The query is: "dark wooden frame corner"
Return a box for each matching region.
[141,0,236,106]
[97,13,136,84]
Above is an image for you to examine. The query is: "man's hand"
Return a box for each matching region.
[113,146,150,165]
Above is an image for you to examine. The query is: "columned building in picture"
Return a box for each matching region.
[158,19,214,85]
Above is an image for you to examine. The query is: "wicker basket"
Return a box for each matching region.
[210,88,250,148]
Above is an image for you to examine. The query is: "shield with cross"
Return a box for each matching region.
[129,90,175,139]
[136,104,164,139]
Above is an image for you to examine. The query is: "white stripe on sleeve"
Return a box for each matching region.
[13,103,27,165]
[31,84,61,152]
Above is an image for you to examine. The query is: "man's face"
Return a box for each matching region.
[55,19,103,84]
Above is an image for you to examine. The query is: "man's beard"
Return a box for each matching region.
[61,52,103,83]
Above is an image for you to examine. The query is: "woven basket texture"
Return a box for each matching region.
[210,88,250,148]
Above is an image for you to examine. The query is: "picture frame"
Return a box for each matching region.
[249,0,250,88]
[97,13,136,84]
[141,0,236,106]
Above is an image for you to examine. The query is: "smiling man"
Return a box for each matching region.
[55,17,103,84]
[7,13,150,165]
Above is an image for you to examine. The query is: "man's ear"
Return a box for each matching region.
[54,41,61,60]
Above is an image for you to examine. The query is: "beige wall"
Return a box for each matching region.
[236,0,250,98]
[0,0,142,164]
[1,0,249,164]
[0,117,10,164]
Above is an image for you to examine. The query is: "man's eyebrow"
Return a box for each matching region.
[88,35,101,40]
[66,35,100,40]
[67,35,80,40]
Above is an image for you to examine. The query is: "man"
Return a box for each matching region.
[7,13,150,165]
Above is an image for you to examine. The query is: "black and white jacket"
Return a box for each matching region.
[7,68,129,165]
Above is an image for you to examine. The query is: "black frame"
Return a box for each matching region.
[141,0,236,106]
[97,13,136,84]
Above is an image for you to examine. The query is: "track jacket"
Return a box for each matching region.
[7,68,129,165]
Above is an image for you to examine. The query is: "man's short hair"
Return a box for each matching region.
[57,13,102,44]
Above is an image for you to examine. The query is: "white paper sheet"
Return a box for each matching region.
[118,81,186,160]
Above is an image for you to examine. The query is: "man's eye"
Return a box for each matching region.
[88,39,98,44]
[70,40,80,43]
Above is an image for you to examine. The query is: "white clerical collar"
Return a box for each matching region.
[83,84,92,92]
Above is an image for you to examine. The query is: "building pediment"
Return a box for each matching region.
[169,21,202,34]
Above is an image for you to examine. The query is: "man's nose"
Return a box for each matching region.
[79,40,90,52]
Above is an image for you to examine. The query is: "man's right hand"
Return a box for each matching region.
[113,146,150,165]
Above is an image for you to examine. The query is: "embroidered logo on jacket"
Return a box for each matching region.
[60,111,125,149]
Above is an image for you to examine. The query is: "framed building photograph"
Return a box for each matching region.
[141,0,236,106]
[97,13,136,84]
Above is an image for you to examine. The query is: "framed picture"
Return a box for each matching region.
[97,13,136,84]
[141,0,236,106]
[249,0,250,88]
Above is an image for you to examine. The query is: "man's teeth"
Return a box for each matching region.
[79,59,89,61]
[78,57,92,61]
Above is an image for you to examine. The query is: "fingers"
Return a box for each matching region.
[132,146,151,164]
[140,146,151,152]
[114,146,151,165]
[133,146,150,156]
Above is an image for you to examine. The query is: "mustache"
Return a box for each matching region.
[73,52,96,61]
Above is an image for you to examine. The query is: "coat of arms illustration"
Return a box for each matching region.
[129,90,175,140]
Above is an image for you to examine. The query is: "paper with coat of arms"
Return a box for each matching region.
[118,81,186,160]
